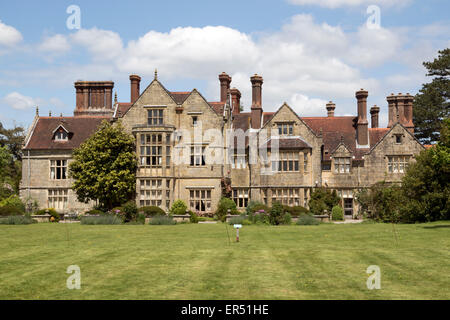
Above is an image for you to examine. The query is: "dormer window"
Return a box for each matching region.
[55,131,68,141]
[53,125,69,141]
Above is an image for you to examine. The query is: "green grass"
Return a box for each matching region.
[0,222,449,299]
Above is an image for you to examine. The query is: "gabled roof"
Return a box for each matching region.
[209,102,225,115]
[24,116,109,150]
[262,137,312,150]
[170,92,191,105]
[114,103,132,118]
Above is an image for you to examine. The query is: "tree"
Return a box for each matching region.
[400,118,450,222]
[414,48,450,144]
[69,120,137,210]
[0,122,25,160]
[308,188,340,215]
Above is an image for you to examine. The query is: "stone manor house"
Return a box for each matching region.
[20,71,424,218]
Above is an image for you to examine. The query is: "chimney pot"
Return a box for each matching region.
[130,74,141,104]
[219,72,232,103]
[230,88,241,115]
[326,101,336,117]
[370,105,380,128]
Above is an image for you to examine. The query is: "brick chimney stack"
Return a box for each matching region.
[396,93,406,125]
[356,89,369,147]
[74,81,114,116]
[130,75,141,104]
[370,105,380,128]
[230,88,241,115]
[387,93,396,128]
[250,74,263,129]
[219,72,232,103]
[326,101,336,117]
[404,93,414,133]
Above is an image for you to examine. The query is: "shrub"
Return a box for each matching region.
[139,206,165,217]
[269,202,284,225]
[332,205,344,221]
[84,209,105,216]
[81,215,122,225]
[188,210,198,223]
[149,215,176,225]
[36,208,60,222]
[170,200,188,215]
[136,213,146,224]
[228,216,251,225]
[123,201,138,222]
[0,216,36,225]
[283,213,292,225]
[249,209,270,225]
[245,201,269,216]
[296,214,320,225]
[197,217,216,222]
[309,188,341,215]
[0,195,25,212]
[215,197,239,222]
[0,205,24,216]
[283,205,309,217]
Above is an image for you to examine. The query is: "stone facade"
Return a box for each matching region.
[20,72,424,218]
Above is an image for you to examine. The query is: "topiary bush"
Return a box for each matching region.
[296,214,320,225]
[170,200,188,215]
[215,197,239,222]
[139,206,165,217]
[148,215,176,225]
[332,205,344,221]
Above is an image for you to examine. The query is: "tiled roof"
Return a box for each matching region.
[209,102,225,115]
[114,103,132,118]
[170,92,191,105]
[263,112,275,126]
[262,137,312,150]
[24,116,110,150]
[301,116,388,160]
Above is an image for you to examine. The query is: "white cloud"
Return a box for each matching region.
[2,92,36,110]
[70,28,123,61]
[287,0,411,8]
[39,34,70,53]
[0,20,22,47]
[1,92,65,111]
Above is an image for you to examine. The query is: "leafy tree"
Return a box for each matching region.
[308,188,340,215]
[69,120,137,210]
[400,118,450,222]
[0,122,25,161]
[170,200,188,215]
[269,201,284,225]
[215,197,238,222]
[414,48,450,144]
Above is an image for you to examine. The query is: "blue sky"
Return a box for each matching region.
[0,0,449,129]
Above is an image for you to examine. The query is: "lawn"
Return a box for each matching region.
[0,221,449,299]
